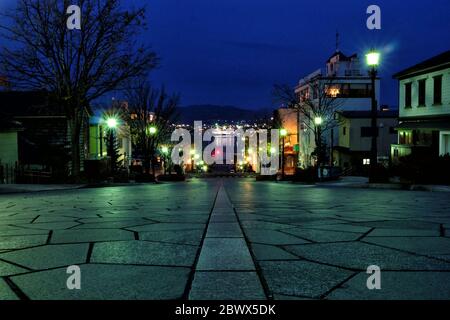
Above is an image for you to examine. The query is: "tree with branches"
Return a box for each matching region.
[0,0,158,179]
[273,78,344,169]
[126,81,179,177]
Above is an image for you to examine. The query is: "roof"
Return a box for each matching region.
[0,114,23,132]
[0,91,65,117]
[326,51,357,63]
[339,110,399,119]
[396,119,450,130]
[393,50,450,79]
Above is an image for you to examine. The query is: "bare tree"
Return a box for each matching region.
[0,0,158,179]
[273,78,344,168]
[126,81,179,177]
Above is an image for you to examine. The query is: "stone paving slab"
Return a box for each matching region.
[0,278,19,300]
[196,237,255,271]
[363,237,450,255]
[91,240,198,267]
[0,259,29,276]
[244,229,311,245]
[206,223,243,238]
[283,228,362,243]
[0,234,48,250]
[10,264,190,300]
[129,223,206,232]
[51,229,134,244]
[327,272,450,300]
[251,244,299,261]
[0,244,89,270]
[139,230,204,246]
[189,272,266,300]
[285,242,450,271]
[367,228,440,237]
[259,260,354,299]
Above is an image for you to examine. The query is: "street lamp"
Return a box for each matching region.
[161,146,169,175]
[314,117,323,126]
[106,117,118,129]
[148,125,157,135]
[105,116,119,173]
[280,129,288,178]
[366,49,380,183]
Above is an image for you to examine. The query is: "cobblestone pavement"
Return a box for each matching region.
[1,179,449,300]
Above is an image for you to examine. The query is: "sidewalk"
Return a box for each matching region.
[317,176,450,193]
[0,184,86,194]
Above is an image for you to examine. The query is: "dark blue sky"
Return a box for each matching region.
[1,0,450,109]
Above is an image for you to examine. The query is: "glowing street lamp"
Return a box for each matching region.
[106,117,118,129]
[366,49,381,183]
[314,117,323,126]
[161,146,169,154]
[366,50,380,68]
[280,129,288,137]
[148,126,157,135]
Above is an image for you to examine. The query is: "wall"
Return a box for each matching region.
[0,132,19,165]
[399,67,450,118]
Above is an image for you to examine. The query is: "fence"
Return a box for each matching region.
[0,163,52,184]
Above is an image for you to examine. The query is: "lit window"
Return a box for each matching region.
[327,87,340,98]
[363,159,370,165]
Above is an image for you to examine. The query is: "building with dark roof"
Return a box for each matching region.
[0,91,90,180]
[293,48,382,167]
[333,109,398,172]
[391,50,450,162]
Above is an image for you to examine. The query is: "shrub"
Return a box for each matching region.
[292,167,316,183]
[393,154,450,185]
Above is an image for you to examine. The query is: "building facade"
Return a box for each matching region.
[334,110,398,172]
[391,50,450,162]
[0,91,90,179]
[295,50,381,168]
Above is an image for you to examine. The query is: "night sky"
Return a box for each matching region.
[1,0,449,109]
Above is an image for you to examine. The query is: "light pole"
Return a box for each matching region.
[105,117,119,173]
[161,146,169,175]
[366,49,380,183]
[314,117,323,180]
[147,125,157,175]
[280,129,287,178]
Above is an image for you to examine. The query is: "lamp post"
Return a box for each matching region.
[314,117,323,180]
[161,146,169,175]
[280,129,287,178]
[105,117,119,173]
[366,49,380,183]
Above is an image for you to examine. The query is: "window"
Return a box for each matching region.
[361,127,378,137]
[405,83,412,108]
[363,159,370,165]
[418,79,426,106]
[434,75,443,105]
[399,131,413,145]
[343,127,347,136]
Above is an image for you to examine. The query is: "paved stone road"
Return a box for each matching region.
[1,179,449,300]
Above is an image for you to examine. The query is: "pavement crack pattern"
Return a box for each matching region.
[1,179,450,300]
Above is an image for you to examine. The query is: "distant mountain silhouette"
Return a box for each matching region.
[176,105,271,124]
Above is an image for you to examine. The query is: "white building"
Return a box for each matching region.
[294,50,381,167]
[391,50,450,161]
